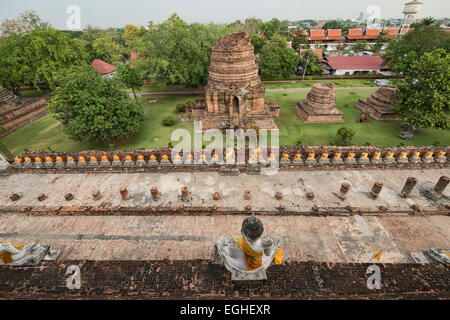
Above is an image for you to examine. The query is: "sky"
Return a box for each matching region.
[1,0,449,29]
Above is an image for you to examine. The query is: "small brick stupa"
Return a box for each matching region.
[192,32,279,132]
[356,87,400,121]
[294,83,343,123]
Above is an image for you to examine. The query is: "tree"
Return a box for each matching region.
[394,49,449,130]
[383,25,450,73]
[411,16,435,28]
[124,24,140,46]
[116,64,142,100]
[250,34,265,55]
[47,66,144,144]
[1,10,48,37]
[298,50,323,75]
[292,31,309,51]
[91,36,123,64]
[133,14,230,86]
[0,27,89,93]
[259,18,289,39]
[352,40,368,53]
[336,127,356,146]
[258,35,299,79]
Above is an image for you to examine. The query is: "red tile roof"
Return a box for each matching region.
[300,49,323,59]
[130,52,140,62]
[383,28,397,38]
[347,29,364,40]
[326,56,384,70]
[91,59,117,74]
[327,29,343,40]
[309,30,325,40]
[365,29,380,39]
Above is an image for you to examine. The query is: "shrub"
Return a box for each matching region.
[364,142,372,146]
[336,127,356,146]
[167,142,174,148]
[176,103,186,113]
[109,143,115,151]
[162,116,175,126]
[185,98,195,106]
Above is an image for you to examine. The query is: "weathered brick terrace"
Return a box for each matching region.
[0,260,448,299]
[1,146,449,299]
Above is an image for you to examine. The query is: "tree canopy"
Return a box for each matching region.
[394,49,449,130]
[258,35,299,79]
[47,66,144,144]
[0,26,89,93]
[384,25,450,73]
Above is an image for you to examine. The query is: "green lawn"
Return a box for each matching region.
[1,90,449,155]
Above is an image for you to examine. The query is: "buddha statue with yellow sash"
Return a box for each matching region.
[214,214,283,280]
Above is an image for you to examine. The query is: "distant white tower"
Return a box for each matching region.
[399,0,423,35]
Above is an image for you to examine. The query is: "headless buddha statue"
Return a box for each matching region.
[214,214,283,280]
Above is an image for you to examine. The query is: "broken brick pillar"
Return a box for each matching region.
[9,193,22,201]
[92,190,102,201]
[120,187,130,201]
[213,192,221,200]
[431,176,449,199]
[64,193,74,201]
[400,177,418,198]
[244,190,252,200]
[275,192,283,200]
[306,191,315,201]
[338,182,350,200]
[151,187,160,200]
[369,181,383,199]
[37,194,48,201]
[181,187,190,202]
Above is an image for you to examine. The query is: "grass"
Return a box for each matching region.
[1,90,449,155]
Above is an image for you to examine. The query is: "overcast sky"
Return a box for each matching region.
[2,0,449,29]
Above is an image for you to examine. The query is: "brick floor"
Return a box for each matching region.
[0,260,448,299]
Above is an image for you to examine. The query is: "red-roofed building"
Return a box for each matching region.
[383,28,397,38]
[309,30,325,41]
[91,59,117,77]
[327,29,343,40]
[365,29,380,39]
[325,56,386,75]
[347,29,365,40]
[300,49,323,59]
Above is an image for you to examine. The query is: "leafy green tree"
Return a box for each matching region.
[250,34,265,55]
[259,18,289,39]
[298,50,323,75]
[394,49,449,130]
[336,127,356,146]
[384,25,450,73]
[91,35,123,64]
[0,27,89,93]
[352,40,368,52]
[116,64,142,100]
[132,14,230,86]
[292,31,309,51]
[258,35,299,79]
[124,24,140,46]
[47,66,144,144]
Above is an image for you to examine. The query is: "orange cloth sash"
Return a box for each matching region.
[0,242,24,264]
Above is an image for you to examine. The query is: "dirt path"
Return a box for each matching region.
[135,86,379,96]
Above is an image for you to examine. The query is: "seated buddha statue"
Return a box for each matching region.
[214,214,283,280]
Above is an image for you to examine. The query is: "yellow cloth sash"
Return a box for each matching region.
[234,236,283,270]
[0,242,24,264]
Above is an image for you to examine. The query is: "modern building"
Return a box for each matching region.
[325,56,390,75]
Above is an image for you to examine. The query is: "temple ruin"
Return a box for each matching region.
[294,83,344,123]
[356,87,401,121]
[0,87,49,138]
[192,32,279,132]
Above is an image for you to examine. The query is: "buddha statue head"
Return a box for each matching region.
[241,214,264,242]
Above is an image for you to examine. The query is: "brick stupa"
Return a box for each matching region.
[356,87,401,121]
[192,32,279,132]
[294,83,343,123]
